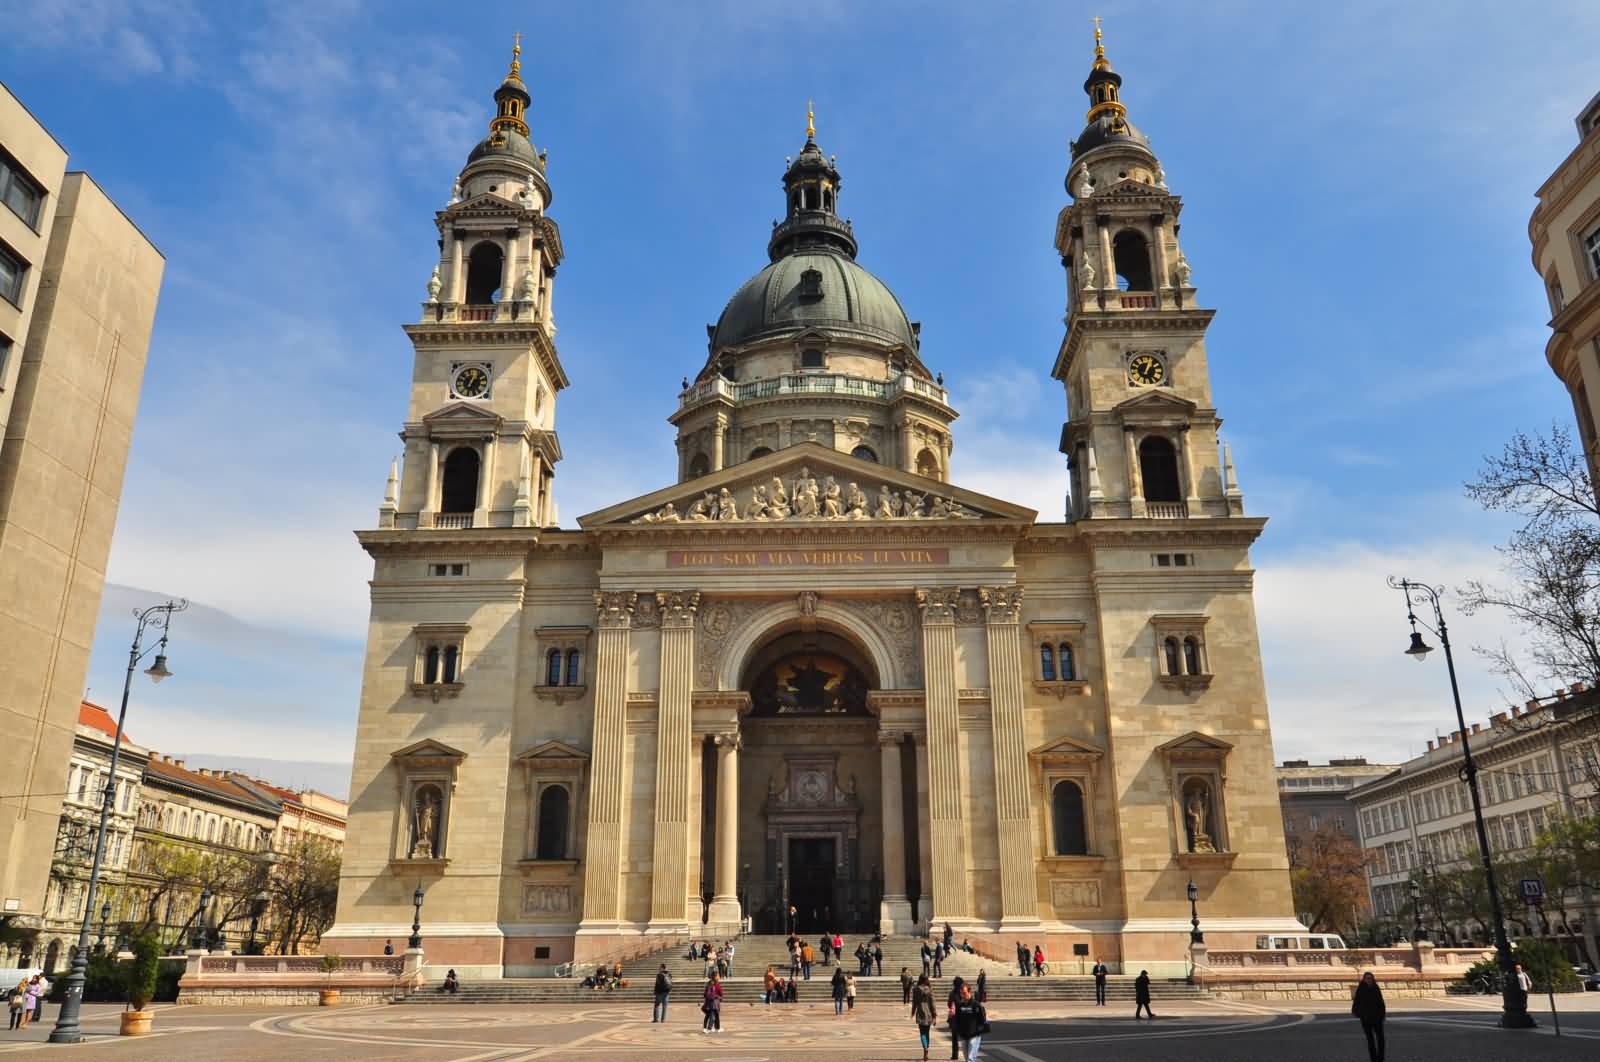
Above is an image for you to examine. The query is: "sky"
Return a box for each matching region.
[4,0,1598,780]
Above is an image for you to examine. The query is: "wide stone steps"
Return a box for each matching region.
[625,935,1016,985]
[395,975,1203,1006]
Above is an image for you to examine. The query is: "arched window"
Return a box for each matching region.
[465,241,504,304]
[424,645,441,684]
[687,453,710,478]
[206,818,216,842]
[546,649,563,686]
[1058,642,1076,681]
[1112,230,1153,291]
[1183,637,1202,676]
[916,449,940,478]
[442,645,460,684]
[1051,780,1088,855]
[851,445,878,463]
[1138,436,1181,502]
[536,785,570,860]
[440,447,480,513]
[1040,644,1056,681]
[1163,637,1181,677]
[749,447,773,460]
[566,649,582,686]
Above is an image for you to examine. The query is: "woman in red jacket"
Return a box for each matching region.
[702,972,723,1033]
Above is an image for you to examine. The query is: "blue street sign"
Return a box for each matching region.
[1520,877,1544,905]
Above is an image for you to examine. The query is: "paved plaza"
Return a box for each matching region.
[0,995,1598,1061]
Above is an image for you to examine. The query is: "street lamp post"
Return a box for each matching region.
[95,900,111,955]
[1187,879,1203,943]
[1387,577,1534,1029]
[408,883,425,950]
[49,599,187,1045]
[193,887,212,950]
[246,890,270,955]
[1408,879,1427,942]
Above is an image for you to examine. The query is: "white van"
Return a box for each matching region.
[1253,934,1348,950]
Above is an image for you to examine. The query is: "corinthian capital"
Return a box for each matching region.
[915,587,962,625]
[979,585,1024,624]
[657,590,702,628]
[594,590,638,629]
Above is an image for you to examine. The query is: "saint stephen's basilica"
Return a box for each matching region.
[323,30,1302,977]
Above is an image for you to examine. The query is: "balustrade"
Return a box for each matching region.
[677,371,950,411]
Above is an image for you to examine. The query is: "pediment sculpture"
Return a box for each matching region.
[632,464,980,524]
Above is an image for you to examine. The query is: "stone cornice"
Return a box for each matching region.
[1053,309,1217,381]
[1074,517,1267,549]
[356,528,541,557]
[403,319,569,392]
[585,520,1033,548]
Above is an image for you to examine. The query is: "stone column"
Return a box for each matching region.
[448,231,464,304]
[1124,427,1146,516]
[476,436,495,518]
[879,732,914,932]
[917,588,969,922]
[528,453,545,528]
[421,441,440,527]
[576,592,635,942]
[500,233,517,309]
[712,417,727,472]
[1179,425,1201,514]
[1097,217,1114,291]
[686,735,704,918]
[913,732,933,928]
[981,586,1041,928]
[707,733,742,926]
[1152,218,1172,300]
[649,592,699,931]
[900,419,917,473]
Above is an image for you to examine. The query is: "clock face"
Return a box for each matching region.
[453,365,490,398]
[1128,353,1166,387]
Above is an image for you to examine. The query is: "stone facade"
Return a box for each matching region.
[325,36,1302,979]
[0,83,164,959]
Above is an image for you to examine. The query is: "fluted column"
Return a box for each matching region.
[981,586,1041,928]
[879,731,914,932]
[649,592,699,930]
[707,733,742,926]
[917,588,968,922]
[577,592,635,937]
[913,732,933,928]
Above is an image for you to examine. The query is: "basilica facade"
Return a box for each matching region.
[323,33,1302,978]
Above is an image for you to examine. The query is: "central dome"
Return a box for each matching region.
[712,249,917,351]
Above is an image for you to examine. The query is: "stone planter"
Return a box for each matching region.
[119,1010,153,1036]
[319,988,340,1006]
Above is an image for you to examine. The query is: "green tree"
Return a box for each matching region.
[266,834,340,954]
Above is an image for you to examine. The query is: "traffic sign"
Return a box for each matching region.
[1520,877,1545,905]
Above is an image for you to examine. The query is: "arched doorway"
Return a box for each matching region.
[715,626,899,934]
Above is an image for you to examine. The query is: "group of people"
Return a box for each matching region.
[762,965,800,1004]
[684,939,736,979]
[1013,942,1048,976]
[903,973,987,1062]
[6,975,47,1031]
[581,962,626,991]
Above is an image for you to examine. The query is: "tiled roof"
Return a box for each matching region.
[143,755,278,813]
[78,700,136,746]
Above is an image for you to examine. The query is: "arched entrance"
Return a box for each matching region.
[707,622,915,934]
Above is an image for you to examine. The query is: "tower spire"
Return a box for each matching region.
[1084,19,1127,127]
[488,32,532,141]
[806,99,816,140]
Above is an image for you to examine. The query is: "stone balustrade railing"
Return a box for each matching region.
[178,948,425,1006]
[1198,944,1491,975]
[677,371,950,412]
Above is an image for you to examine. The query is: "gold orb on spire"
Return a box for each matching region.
[806,99,816,140]
[508,31,524,81]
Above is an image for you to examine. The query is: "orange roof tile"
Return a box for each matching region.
[78,700,136,745]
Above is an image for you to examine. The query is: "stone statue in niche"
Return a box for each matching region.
[410,788,441,859]
[519,267,538,302]
[426,266,442,303]
[1074,166,1093,199]
[1172,252,1192,288]
[1184,782,1216,853]
[1081,255,1097,291]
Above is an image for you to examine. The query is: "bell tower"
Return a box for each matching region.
[1052,25,1243,520]
[382,36,568,531]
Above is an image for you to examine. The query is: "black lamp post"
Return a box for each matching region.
[408,882,425,950]
[193,887,212,950]
[246,890,270,955]
[1186,879,1203,943]
[50,599,187,1045]
[1408,878,1427,942]
[1387,577,1534,1029]
[95,900,111,955]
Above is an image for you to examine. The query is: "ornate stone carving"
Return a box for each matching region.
[915,587,962,625]
[1172,251,1192,288]
[1081,254,1096,291]
[426,266,442,303]
[797,590,819,617]
[410,788,441,860]
[629,473,977,524]
[842,599,922,687]
[630,593,661,630]
[594,591,637,629]
[657,590,701,628]
[694,599,762,688]
[979,585,1025,624]
[1050,878,1102,911]
[518,266,537,302]
[521,883,573,914]
[1074,165,1093,200]
[954,589,983,626]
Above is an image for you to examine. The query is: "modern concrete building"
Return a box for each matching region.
[326,32,1304,981]
[1532,90,1600,482]
[0,81,164,960]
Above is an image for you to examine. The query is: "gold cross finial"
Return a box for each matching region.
[510,31,523,77]
[806,99,815,139]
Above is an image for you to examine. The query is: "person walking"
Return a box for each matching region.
[790,940,802,981]
[943,922,954,950]
[725,939,736,977]
[931,943,943,979]
[1352,971,1386,1062]
[701,971,723,1034]
[652,963,672,1022]
[820,932,832,965]
[901,966,915,1005]
[846,971,857,1011]
[975,970,987,1005]
[921,940,933,978]
[1514,962,1533,995]
[945,976,966,1060]
[1092,959,1108,1005]
[7,981,25,1031]
[29,975,47,1024]
[764,965,778,1004]
[1134,969,1153,1020]
[788,905,799,934]
[833,931,843,961]
[21,979,40,1028]
[1016,941,1030,977]
[912,972,937,1062]
[831,966,848,1015]
[1032,945,1045,976]
[874,942,884,976]
[951,981,987,1061]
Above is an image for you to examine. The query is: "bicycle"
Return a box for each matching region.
[1471,971,1503,995]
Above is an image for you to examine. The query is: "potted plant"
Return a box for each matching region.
[119,932,159,1036]
[318,953,343,1006]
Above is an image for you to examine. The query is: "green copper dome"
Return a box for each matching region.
[711,250,917,351]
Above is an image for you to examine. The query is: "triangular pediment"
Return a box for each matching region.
[577,442,1037,528]
[391,738,468,762]
[1112,389,1197,421]
[1098,177,1165,198]
[1155,731,1233,757]
[454,192,521,213]
[1029,734,1105,762]
[516,740,590,764]
[422,401,505,430]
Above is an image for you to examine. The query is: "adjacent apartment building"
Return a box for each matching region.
[1277,757,1396,846]
[0,82,164,954]
[1348,686,1600,962]
[1532,90,1600,481]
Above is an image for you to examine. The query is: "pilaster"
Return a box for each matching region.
[878,730,915,932]
[917,587,968,921]
[707,731,742,926]
[577,592,634,930]
[648,591,699,931]
[981,585,1042,928]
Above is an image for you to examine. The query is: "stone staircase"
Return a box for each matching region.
[394,935,1205,1005]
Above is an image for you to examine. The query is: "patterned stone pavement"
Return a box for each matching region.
[0,995,1596,1060]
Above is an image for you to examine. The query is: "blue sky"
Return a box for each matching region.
[5,1,1598,778]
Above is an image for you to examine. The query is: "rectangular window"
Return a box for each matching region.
[0,334,11,389]
[0,151,43,228]
[1587,227,1600,281]
[0,241,24,307]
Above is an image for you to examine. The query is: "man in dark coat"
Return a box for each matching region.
[1016,942,1030,977]
[1352,971,1386,1062]
[945,976,965,1060]
[1134,969,1153,1020]
[651,964,672,1023]
[1092,959,1109,1005]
